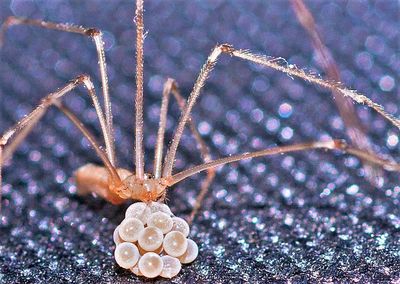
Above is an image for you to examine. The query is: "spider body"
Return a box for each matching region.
[75,164,166,204]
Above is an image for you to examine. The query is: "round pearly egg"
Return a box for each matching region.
[114,242,140,269]
[178,239,199,264]
[138,252,163,278]
[160,255,181,278]
[138,226,164,252]
[171,217,190,237]
[149,202,173,216]
[119,217,144,242]
[147,212,173,234]
[125,202,151,224]
[113,225,123,245]
[163,231,188,257]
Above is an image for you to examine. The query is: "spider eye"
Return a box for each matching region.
[144,173,154,180]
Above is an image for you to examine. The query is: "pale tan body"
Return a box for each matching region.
[0,0,400,227]
[75,164,166,204]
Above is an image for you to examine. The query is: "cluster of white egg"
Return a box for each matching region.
[113,202,198,279]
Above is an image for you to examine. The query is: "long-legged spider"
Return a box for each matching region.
[0,0,399,280]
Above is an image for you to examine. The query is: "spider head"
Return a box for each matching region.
[117,173,167,202]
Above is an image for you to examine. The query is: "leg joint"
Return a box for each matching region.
[220,43,234,55]
[73,74,95,91]
[3,16,20,27]
[85,28,101,37]
[166,77,178,88]
[40,96,54,106]
[333,139,348,150]
[74,74,92,84]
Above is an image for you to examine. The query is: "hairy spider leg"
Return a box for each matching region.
[134,0,145,179]
[0,16,115,164]
[158,43,400,221]
[163,44,400,180]
[291,0,383,185]
[0,76,122,211]
[168,140,400,186]
[153,78,215,223]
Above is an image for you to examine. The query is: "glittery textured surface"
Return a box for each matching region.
[0,1,399,283]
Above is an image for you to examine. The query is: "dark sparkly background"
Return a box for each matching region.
[0,0,399,283]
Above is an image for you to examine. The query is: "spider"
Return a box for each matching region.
[0,0,399,280]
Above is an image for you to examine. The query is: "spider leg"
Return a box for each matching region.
[169,83,216,224]
[153,78,174,180]
[291,0,382,185]
[166,139,400,187]
[153,78,215,223]
[2,76,110,165]
[57,104,130,205]
[134,0,145,179]
[162,44,400,179]
[0,16,115,164]
[0,76,121,211]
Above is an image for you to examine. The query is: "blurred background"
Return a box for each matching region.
[0,0,399,283]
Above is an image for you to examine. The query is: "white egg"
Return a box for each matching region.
[179,239,199,264]
[138,252,163,278]
[114,242,140,269]
[160,255,181,278]
[171,217,190,237]
[125,202,151,224]
[138,226,164,252]
[119,217,144,242]
[147,211,173,234]
[149,202,173,216]
[113,225,123,245]
[163,231,187,257]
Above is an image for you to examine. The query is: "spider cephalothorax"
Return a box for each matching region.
[75,164,167,204]
[117,174,167,202]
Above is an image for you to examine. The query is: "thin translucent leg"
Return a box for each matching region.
[0,16,115,165]
[152,79,215,222]
[134,0,145,179]
[162,46,226,178]
[291,0,382,185]
[169,84,216,224]
[154,79,212,177]
[188,167,215,225]
[2,76,110,164]
[154,79,174,179]
[54,103,118,178]
[165,139,400,187]
[0,77,120,210]
[2,107,43,163]
[162,44,400,178]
